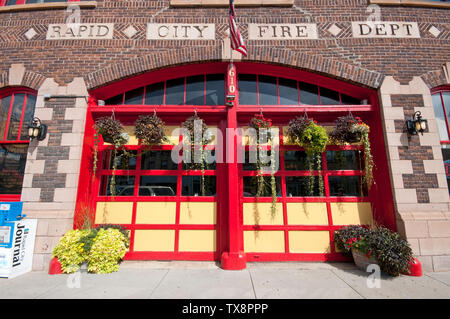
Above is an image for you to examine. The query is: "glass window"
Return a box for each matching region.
[284,151,321,170]
[0,144,28,194]
[6,94,25,140]
[105,94,124,106]
[258,75,278,105]
[205,74,225,105]
[165,78,185,105]
[278,78,298,105]
[99,176,136,196]
[124,87,144,105]
[0,96,12,139]
[139,176,177,196]
[185,75,205,105]
[243,176,281,197]
[326,150,363,171]
[182,176,216,196]
[341,93,361,105]
[145,82,165,105]
[299,82,320,105]
[286,176,324,197]
[20,95,37,140]
[141,151,178,170]
[238,74,258,105]
[102,150,137,170]
[319,87,341,105]
[328,176,367,197]
[243,150,276,171]
[432,93,449,140]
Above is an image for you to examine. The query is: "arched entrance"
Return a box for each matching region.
[76,62,395,269]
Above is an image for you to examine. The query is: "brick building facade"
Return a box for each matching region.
[0,0,449,272]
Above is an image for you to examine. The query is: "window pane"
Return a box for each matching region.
[279,78,298,105]
[20,95,36,140]
[182,149,216,170]
[0,144,28,194]
[320,87,340,105]
[328,176,367,197]
[105,94,123,106]
[299,82,320,105]
[432,93,449,140]
[243,176,281,197]
[442,147,450,195]
[341,93,361,105]
[139,176,177,196]
[182,176,216,196]
[7,94,25,140]
[284,151,321,170]
[258,75,278,105]
[124,87,144,105]
[165,78,185,105]
[141,150,178,170]
[205,74,225,105]
[286,176,324,197]
[185,75,205,105]
[144,82,165,105]
[443,92,450,126]
[0,96,12,140]
[238,74,257,105]
[102,150,137,170]
[326,150,363,170]
[243,150,278,171]
[99,176,136,196]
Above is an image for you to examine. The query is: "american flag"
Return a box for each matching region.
[229,0,248,57]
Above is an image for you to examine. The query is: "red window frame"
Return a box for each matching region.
[0,0,81,6]
[431,86,450,145]
[0,87,36,202]
[79,62,396,263]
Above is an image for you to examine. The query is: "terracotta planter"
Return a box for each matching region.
[351,249,378,271]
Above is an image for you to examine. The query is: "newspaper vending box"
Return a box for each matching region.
[0,202,37,279]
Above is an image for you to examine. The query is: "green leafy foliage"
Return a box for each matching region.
[52,229,89,274]
[287,116,328,157]
[334,225,414,276]
[52,226,130,275]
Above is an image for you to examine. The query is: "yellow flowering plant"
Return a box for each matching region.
[52,229,89,274]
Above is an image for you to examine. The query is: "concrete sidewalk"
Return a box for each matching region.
[1,261,450,299]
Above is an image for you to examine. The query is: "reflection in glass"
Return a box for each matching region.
[326,151,363,171]
[258,75,278,105]
[432,93,449,140]
[7,94,25,140]
[165,78,185,105]
[105,94,124,106]
[328,176,367,197]
[20,95,37,140]
[243,176,281,197]
[182,176,217,196]
[299,82,319,105]
[319,87,340,105]
[205,74,225,105]
[279,78,298,105]
[145,82,165,105]
[0,96,12,139]
[286,176,324,197]
[102,150,137,170]
[0,144,28,194]
[99,176,136,196]
[141,150,178,170]
[185,75,205,105]
[341,93,361,105]
[284,151,321,170]
[139,176,177,196]
[238,74,258,105]
[124,87,144,105]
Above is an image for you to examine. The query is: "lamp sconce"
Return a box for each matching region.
[225,94,235,107]
[406,111,427,136]
[27,117,48,141]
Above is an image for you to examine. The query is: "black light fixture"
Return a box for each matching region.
[27,117,48,141]
[406,111,427,135]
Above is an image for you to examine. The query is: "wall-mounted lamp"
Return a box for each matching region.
[406,111,427,135]
[27,117,48,141]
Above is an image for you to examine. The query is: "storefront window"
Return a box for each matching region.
[0,89,36,200]
[431,88,450,195]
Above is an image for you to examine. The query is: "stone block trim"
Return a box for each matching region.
[380,76,450,272]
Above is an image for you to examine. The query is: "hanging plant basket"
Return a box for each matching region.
[134,114,168,146]
[94,117,125,145]
[330,114,374,188]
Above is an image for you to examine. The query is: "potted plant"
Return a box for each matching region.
[329,114,374,188]
[182,113,212,196]
[249,113,277,216]
[334,225,414,276]
[93,116,129,196]
[134,113,169,148]
[286,116,328,196]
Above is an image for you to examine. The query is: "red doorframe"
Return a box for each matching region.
[75,62,396,269]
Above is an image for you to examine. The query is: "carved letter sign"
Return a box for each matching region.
[352,22,420,38]
[46,24,114,40]
[147,24,215,40]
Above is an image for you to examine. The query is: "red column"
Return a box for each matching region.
[221,62,246,270]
